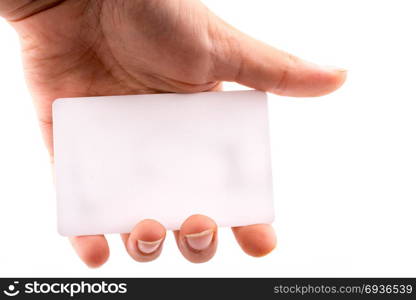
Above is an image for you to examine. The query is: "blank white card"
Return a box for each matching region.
[53,90,274,236]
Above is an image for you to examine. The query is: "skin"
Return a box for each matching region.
[1,0,346,267]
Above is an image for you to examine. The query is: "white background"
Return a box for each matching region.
[0,0,415,276]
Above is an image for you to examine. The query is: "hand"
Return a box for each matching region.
[3,0,346,267]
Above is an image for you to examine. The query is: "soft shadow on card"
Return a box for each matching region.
[52,90,274,236]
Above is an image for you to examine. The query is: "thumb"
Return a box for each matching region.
[213,26,346,97]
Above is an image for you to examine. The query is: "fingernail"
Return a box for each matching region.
[137,238,163,254]
[323,65,347,73]
[336,68,348,73]
[185,229,214,251]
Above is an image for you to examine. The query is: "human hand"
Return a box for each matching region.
[2,0,346,267]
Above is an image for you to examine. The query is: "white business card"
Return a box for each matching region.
[53,90,274,236]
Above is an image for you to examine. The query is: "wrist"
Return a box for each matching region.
[0,0,65,21]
